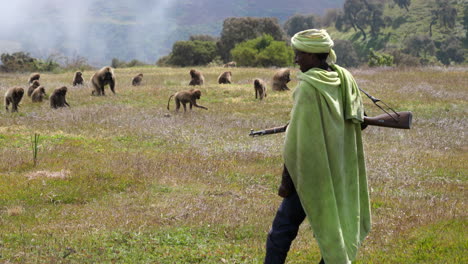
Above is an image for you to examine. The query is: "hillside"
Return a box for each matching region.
[0,0,344,66]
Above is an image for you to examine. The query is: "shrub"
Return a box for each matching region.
[0,52,61,73]
[231,35,294,67]
[166,40,218,67]
[368,49,394,67]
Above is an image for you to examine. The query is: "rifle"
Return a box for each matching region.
[249,88,412,136]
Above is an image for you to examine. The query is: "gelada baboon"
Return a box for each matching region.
[50,86,70,109]
[5,87,24,112]
[223,61,236,68]
[28,73,40,84]
[218,71,232,84]
[167,89,208,112]
[272,68,291,91]
[132,73,143,86]
[31,86,47,103]
[189,69,204,86]
[73,71,84,86]
[27,80,41,97]
[90,66,115,96]
[254,78,267,100]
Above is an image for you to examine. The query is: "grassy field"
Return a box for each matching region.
[0,66,466,263]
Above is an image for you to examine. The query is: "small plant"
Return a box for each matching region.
[31,133,40,166]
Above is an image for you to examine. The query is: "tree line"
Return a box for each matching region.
[158,0,466,68]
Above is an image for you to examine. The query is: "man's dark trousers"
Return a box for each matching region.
[264,189,306,264]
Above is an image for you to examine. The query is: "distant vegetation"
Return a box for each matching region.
[0,0,466,71]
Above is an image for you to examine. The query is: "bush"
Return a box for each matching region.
[368,49,394,67]
[0,52,60,73]
[111,58,147,68]
[390,50,421,67]
[231,35,294,67]
[166,40,218,67]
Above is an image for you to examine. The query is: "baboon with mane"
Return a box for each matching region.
[90,66,116,96]
[272,68,291,91]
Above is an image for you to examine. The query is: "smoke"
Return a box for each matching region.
[0,0,176,66]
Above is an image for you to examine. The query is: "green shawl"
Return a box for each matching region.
[283,65,371,264]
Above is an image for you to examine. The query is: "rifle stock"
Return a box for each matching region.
[363,111,412,129]
[249,111,412,136]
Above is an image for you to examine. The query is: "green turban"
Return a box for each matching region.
[291,29,337,65]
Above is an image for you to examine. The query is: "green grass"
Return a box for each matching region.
[0,66,467,263]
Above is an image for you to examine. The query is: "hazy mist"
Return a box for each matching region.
[0,0,343,67]
[0,0,177,66]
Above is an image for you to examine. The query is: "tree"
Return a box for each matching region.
[167,40,218,67]
[429,0,457,36]
[231,35,294,67]
[333,39,361,67]
[283,14,320,37]
[337,0,385,41]
[321,9,340,27]
[403,35,435,59]
[436,36,465,65]
[217,17,286,62]
[393,0,411,11]
[189,35,218,42]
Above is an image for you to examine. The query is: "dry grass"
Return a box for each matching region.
[0,66,466,263]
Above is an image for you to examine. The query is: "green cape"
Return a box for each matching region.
[283,65,371,264]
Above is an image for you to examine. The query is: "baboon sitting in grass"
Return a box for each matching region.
[189,69,204,86]
[73,71,84,86]
[50,86,70,109]
[218,71,232,84]
[167,89,208,112]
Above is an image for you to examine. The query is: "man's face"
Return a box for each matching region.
[294,50,319,73]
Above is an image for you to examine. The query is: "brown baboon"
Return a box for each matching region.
[72,71,84,86]
[272,68,291,91]
[28,73,40,84]
[167,89,208,112]
[4,87,24,112]
[50,86,70,109]
[218,71,232,84]
[189,69,204,86]
[254,79,267,100]
[223,61,236,68]
[27,80,41,97]
[90,66,115,96]
[132,73,143,86]
[31,86,47,102]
